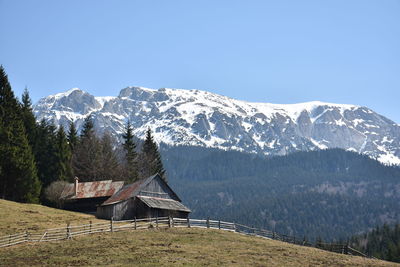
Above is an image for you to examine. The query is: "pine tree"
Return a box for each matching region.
[72,115,102,181]
[0,105,4,179]
[21,88,38,150]
[140,128,166,181]
[67,121,78,180]
[122,120,138,182]
[81,116,95,139]
[0,66,41,203]
[35,119,59,190]
[54,126,73,182]
[99,133,122,180]
[67,121,78,151]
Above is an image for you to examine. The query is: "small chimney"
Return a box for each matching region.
[74,177,79,196]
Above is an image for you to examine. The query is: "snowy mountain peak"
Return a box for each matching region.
[35,88,101,118]
[49,87,85,99]
[33,87,400,165]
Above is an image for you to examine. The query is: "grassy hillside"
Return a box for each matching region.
[0,199,104,235]
[0,200,398,266]
[0,228,398,267]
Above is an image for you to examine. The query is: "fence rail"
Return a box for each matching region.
[0,217,370,258]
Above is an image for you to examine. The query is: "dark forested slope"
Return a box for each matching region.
[351,223,400,263]
[162,147,400,241]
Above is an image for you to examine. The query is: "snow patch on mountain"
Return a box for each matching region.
[33,87,400,165]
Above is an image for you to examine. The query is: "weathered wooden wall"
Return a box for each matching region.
[138,177,179,201]
[96,175,188,220]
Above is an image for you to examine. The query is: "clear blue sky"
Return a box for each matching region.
[1,0,399,122]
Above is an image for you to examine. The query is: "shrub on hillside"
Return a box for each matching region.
[44,181,68,208]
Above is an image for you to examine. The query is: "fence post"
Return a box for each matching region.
[134,217,137,230]
[273,231,275,239]
[67,223,71,239]
[168,216,171,228]
[110,217,114,232]
[156,217,159,228]
[233,221,236,232]
[206,218,210,228]
[218,220,221,230]
[187,217,191,228]
[89,220,92,233]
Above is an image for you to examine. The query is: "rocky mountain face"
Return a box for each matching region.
[33,87,400,165]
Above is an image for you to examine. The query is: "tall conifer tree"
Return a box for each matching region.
[0,104,4,179]
[72,115,102,181]
[67,121,78,179]
[67,121,78,151]
[55,126,73,182]
[81,116,95,139]
[141,128,166,181]
[21,88,37,150]
[0,66,40,202]
[99,133,122,180]
[35,119,59,191]
[122,120,138,182]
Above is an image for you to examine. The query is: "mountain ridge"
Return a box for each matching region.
[33,86,400,165]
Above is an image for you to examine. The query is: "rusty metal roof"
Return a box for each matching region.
[137,196,191,212]
[61,180,125,200]
[101,175,154,206]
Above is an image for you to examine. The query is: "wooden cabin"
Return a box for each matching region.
[61,178,124,213]
[96,174,191,220]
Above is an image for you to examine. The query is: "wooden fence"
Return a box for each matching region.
[0,217,369,258]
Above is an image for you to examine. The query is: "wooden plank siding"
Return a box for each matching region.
[96,174,190,220]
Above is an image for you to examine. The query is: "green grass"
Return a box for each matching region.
[0,199,104,235]
[1,228,398,267]
[0,199,398,266]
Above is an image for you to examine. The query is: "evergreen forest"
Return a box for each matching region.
[0,66,165,205]
[351,223,400,263]
[162,146,400,242]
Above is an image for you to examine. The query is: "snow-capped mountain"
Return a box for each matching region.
[33,87,400,165]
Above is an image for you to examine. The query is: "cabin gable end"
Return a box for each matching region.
[138,175,180,201]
